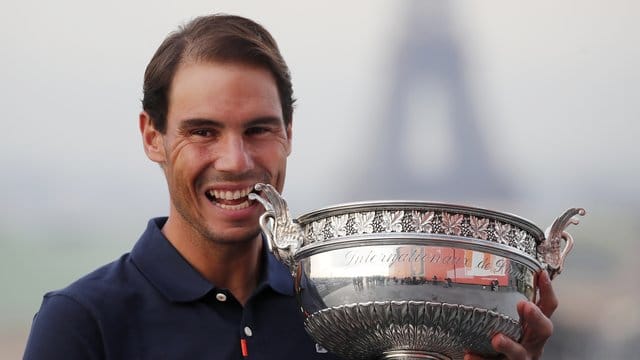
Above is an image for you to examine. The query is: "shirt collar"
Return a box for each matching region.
[131,217,294,302]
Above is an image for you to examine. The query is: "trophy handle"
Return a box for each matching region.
[538,208,586,280]
[248,183,303,275]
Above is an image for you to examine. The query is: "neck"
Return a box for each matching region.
[161,216,263,306]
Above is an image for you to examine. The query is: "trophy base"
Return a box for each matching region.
[304,301,521,360]
[381,350,451,360]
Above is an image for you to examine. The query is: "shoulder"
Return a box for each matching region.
[64,252,147,299]
[23,282,110,359]
[37,253,144,325]
[23,254,144,359]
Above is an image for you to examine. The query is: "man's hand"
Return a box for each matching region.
[464,270,557,360]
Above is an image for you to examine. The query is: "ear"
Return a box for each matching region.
[285,122,293,156]
[139,111,166,164]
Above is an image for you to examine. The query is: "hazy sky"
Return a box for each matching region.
[1,0,638,238]
[2,2,639,358]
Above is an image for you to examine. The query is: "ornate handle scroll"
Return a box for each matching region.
[538,208,586,280]
[248,183,303,275]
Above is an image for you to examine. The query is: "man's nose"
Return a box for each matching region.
[214,135,254,172]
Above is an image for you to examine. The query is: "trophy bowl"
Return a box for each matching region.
[249,184,585,360]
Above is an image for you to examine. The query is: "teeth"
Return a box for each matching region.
[216,200,251,210]
[207,185,254,201]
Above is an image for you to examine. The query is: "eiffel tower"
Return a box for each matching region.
[353,1,512,202]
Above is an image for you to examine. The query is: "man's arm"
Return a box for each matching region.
[465,270,557,360]
[23,293,104,360]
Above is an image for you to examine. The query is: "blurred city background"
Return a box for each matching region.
[1,1,638,358]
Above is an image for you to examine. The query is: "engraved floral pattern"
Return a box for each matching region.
[311,219,326,241]
[411,211,435,233]
[442,213,464,235]
[469,216,490,240]
[353,212,375,234]
[299,209,539,256]
[305,225,315,244]
[332,215,349,237]
[513,229,525,248]
[494,223,512,245]
[381,211,404,232]
[255,183,554,261]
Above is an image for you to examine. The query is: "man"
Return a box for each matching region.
[24,14,556,359]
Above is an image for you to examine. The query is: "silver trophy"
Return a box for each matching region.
[249,184,585,360]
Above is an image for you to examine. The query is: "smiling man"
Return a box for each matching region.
[143,60,291,306]
[24,14,556,360]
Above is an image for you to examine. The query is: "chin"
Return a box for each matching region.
[201,224,262,246]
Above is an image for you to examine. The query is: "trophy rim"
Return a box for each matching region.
[296,200,545,240]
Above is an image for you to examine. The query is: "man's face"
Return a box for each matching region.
[147,61,291,244]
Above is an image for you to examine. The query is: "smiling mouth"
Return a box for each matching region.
[205,185,256,210]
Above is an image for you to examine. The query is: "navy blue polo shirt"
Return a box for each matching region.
[24,218,340,360]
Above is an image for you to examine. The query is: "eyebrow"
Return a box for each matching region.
[179,118,221,129]
[178,116,284,130]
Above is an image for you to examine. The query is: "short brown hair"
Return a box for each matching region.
[142,14,295,133]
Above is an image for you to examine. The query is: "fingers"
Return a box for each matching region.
[463,272,557,360]
[479,302,552,359]
[464,334,528,360]
[525,301,554,341]
[535,271,558,318]
[514,301,553,359]
[493,334,528,359]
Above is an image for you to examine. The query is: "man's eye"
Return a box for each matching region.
[192,129,214,137]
